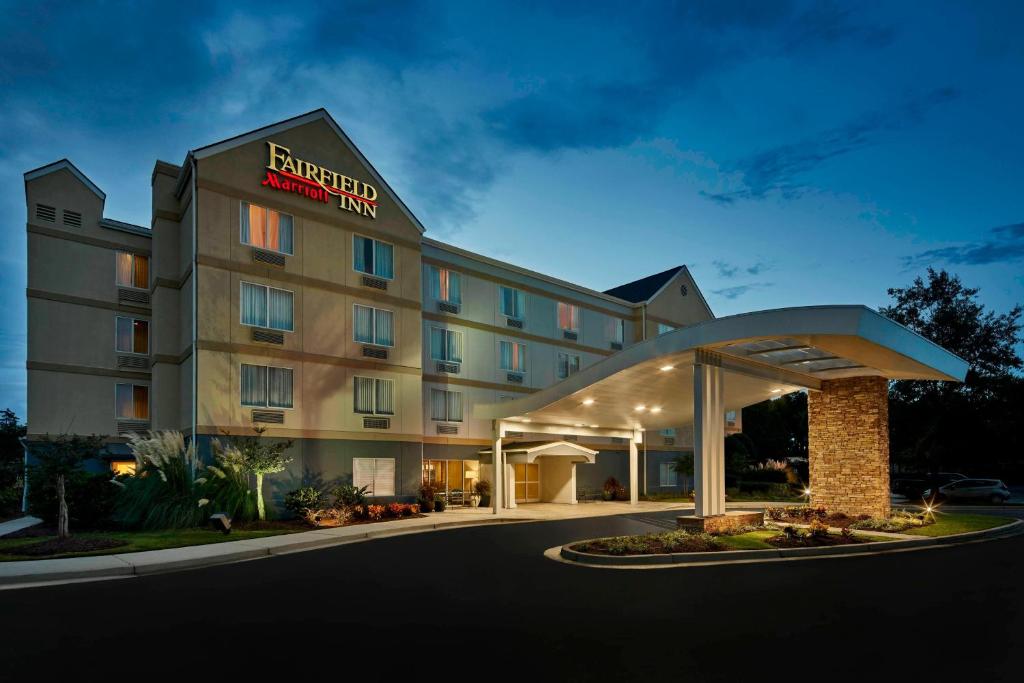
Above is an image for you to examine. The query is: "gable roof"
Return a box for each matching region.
[190,108,426,234]
[603,266,683,303]
[24,159,106,201]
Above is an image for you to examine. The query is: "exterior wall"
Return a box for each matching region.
[643,267,713,338]
[538,456,576,503]
[808,376,891,518]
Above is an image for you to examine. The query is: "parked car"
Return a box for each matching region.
[893,472,966,499]
[923,479,1011,504]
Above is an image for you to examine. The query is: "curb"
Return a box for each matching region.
[0,516,532,588]
[556,519,1024,568]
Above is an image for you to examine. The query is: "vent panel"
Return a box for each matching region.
[252,329,285,345]
[362,346,388,360]
[663,437,676,446]
[363,417,391,429]
[62,209,82,227]
[361,275,388,291]
[610,341,623,351]
[117,355,149,370]
[504,431,524,438]
[116,420,150,435]
[438,301,460,314]
[563,330,578,341]
[118,288,150,306]
[436,361,460,374]
[252,409,284,424]
[506,372,523,384]
[36,204,56,222]
[436,423,459,435]
[253,249,286,267]
[505,318,523,329]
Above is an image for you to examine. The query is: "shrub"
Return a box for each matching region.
[332,484,369,508]
[401,504,414,517]
[416,498,432,512]
[366,504,385,521]
[603,477,620,493]
[782,525,802,540]
[613,485,629,501]
[113,432,208,530]
[473,480,491,496]
[386,502,405,518]
[765,506,785,521]
[203,445,258,523]
[284,486,325,518]
[418,482,439,503]
[808,519,829,538]
[841,527,854,540]
[409,503,420,515]
[849,510,928,533]
[27,469,120,529]
[783,505,827,521]
[434,498,447,512]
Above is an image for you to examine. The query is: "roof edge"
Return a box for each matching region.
[24,159,106,201]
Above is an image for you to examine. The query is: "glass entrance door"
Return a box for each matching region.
[514,463,540,503]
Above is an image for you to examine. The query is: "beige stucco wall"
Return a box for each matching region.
[644,267,713,337]
[538,456,577,503]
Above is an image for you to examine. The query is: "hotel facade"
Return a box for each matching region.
[24,110,735,510]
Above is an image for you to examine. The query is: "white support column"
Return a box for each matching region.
[629,432,640,505]
[491,422,503,516]
[693,363,726,517]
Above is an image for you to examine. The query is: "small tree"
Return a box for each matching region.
[221,427,293,521]
[0,409,27,515]
[29,433,107,539]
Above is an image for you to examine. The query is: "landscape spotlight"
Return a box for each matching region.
[210,513,232,535]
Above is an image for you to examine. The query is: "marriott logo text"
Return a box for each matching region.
[262,141,379,218]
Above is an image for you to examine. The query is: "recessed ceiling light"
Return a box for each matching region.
[635,405,646,412]
[771,388,782,394]
[659,365,674,372]
[582,398,595,406]
[522,418,531,423]
[574,423,585,427]
[589,424,599,428]
[650,407,662,413]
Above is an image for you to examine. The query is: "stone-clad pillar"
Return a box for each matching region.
[808,376,890,518]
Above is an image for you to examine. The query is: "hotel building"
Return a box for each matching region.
[24,109,736,509]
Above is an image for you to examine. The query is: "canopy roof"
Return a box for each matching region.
[477,440,598,464]
[475,305,969,433]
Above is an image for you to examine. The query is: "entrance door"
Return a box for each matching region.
[514,463,540,503]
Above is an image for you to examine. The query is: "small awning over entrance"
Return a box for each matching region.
[477,441,597,464]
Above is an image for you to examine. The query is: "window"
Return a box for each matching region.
[500,341,527,373]
[430,388,464,422]
[115,384,149,420]
[611,318,625,345]
[240,282,294,331]
[660,428,676,437]
[115,316,149,355]
[557,352,580,379]
[657,323,676,336]
[429,327,463,363]
[428,265,461,304]
[726,410,737,427]
[659,462,679,487]
[116,251,149,289]
[110,460,137,476]
[499,286,525,319]
[353,457,396,497]
[353,235,394,279]
[240,364,293,408]
[354,305,394,347]
[557,302,580,331]
[241,201,293,254]
[354,376,394,415]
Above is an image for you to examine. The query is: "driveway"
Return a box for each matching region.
[1,508,1021,680]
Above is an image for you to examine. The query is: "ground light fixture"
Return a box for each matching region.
[209,513,232,535]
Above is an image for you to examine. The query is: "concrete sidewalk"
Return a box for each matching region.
[0,516,42,538]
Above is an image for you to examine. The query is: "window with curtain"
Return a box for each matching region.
[354,377,394,415]
[240,201,293,254]
[499,286,525,319]
[353,457,396,496]
[659,462,679,487]
[557,352,580,379]
[429,327,463,363]
[240,282,293,331]
[115,384,149,420]
[240,364,293,408]
[353,235,394,279]
[557,302,580,331]
[430,388,463,422]
[657,323,676,335]
[115,317,149,354]
[116,251,148,289]
[611,318,625,345]
[353,305,394,346]
[428,265,461,304]
[499,341,526,372]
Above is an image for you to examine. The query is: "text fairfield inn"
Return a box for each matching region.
[261,141,379,218]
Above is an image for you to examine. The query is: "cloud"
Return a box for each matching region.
[703,87,959,204]
[711,282,774,300]
[902,222,1024,268]
[712,259,771,278]
[713,260,740,278]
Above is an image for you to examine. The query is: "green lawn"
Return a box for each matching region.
[717,530,780,550]
[0,527,301,561]
[903,513,1015,537]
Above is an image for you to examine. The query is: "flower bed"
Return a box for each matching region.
[571,530,723,556]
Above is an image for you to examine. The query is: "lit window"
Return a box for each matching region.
[557,302,580,332]
[240,201,293,254]
[353,457,395,496]
[116,252,148,289]
[430,327,463,363]
[557,352,580,379]
[659,462,679,487]
[354,376,394,415]
[353,235,394,279]
[354,305,394,347]
[499,286,525,319]
[110,460,137,476]
[428,265,461,304]
[115,384,149,420]
[430,388,463,422]
[500,341,526,372]
[240,282,293,331]
[115,316,149,355]
[240,364,293,408]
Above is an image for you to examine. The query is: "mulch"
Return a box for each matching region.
[767,533,866,549]
[0,536,129,556]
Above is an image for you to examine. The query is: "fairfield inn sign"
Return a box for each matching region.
[261,142,378,218]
